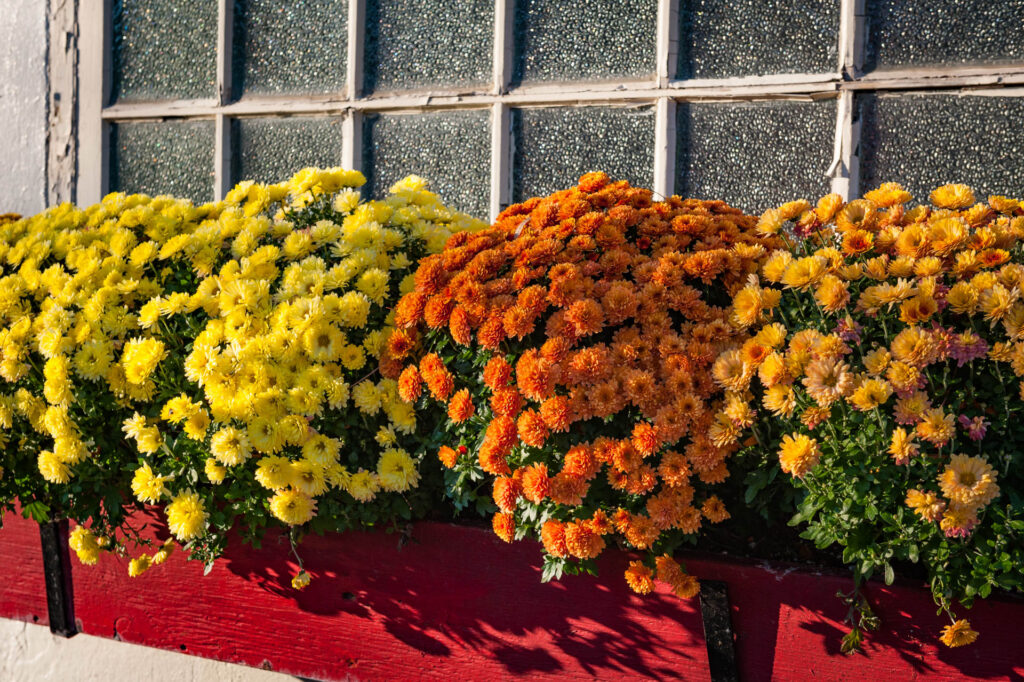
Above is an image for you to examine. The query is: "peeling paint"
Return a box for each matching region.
[0,0,47,214]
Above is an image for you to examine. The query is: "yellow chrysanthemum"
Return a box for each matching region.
[166,491,208,541]
[210,426,252,466]
[377,448,419,492]
[778,433,820,479]
[131,463,169,503]
[269,487,316,525]
[929,184,975,210]
[939,619,978,648]
[69,526,101,565]
[938,455,999,508]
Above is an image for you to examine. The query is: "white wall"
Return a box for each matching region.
[0,619,297,682]
[0,0,47,216]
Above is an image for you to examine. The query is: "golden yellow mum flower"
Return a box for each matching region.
[38,450,72,484]
[849,378,893,411]
[204,458,227,484]
[888,428,919,465]
[166,491,208,541]
[938,455,999,508]
[778,433,820,478]
[377,448,419,492]
[69,526,100,565]
[347,469,381,502]
[128,555,152,578]
[929,183,975,210]
[255,455,294,490]
[863,182,912,208]
[210,426,252,466]
[940,619,978,648]
[291,569,312,590]
[269,487,316,526]
[121,337,167,385]
[131,463,169,503]
[782,256,828,291]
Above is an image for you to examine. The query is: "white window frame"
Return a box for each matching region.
[70,0,1024,220]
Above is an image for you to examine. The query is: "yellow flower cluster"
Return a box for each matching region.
[0,168,483,574]
[721,182,1024,646]
[118,170,482,542]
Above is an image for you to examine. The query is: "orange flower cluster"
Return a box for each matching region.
[386,172,777,598]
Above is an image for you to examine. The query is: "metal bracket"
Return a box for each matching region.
[39,520,77,637]
[699,579,738,682]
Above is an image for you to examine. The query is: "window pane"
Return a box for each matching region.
[866,0,1024,71]
[675,100,836,213]
[677,0,839,80]
[858,94,1024,201]
[112,0,217,102]
[364,0,493,93]
[232,117,344,185]
[512,106,655,201]
[110,120,216,202]
[362,110,491,218]
[512,0,657,85]
[233,0,347,98]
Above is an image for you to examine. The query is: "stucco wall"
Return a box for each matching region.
[0,0,47,215]
[0,619,296,682]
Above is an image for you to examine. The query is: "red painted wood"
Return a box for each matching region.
[0,509,50,627]
[2,508,1022,681]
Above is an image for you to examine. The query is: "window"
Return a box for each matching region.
[77,0,1024,218]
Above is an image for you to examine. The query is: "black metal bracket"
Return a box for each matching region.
[699,579,738,682]
[39,520,77,637]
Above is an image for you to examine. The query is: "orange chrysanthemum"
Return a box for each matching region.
[492,512,515,543]
[493,476,522,512]
[397,365,422,403]
[437,446,458,469]
[563,520,605,559]
[517,409,549,448]
[490,386,524,417]
[447,389,475,422]
[631,422,660,457]
[540,520,569,558]
[483,355,513,390]
[624,561,655,595]
[539,395,572,433]
[521,463,550,503]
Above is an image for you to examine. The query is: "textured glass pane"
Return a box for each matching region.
[110,121,215,202]
[675,100,835,213]
[513,106,655,201]
[513,0,656,85]
[362,110,491,218]
[233,0,347,97]
[677,0,839,79]
[112,0,217,102]
[858,94,1024,202]
[364,0,493,93]
[866,0,1024,71]
[232,117,344,185]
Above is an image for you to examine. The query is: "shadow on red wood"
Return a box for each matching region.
[3,509,1023,681]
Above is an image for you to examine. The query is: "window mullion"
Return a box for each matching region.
[839,0,866,78]
[77,0,111,204]
[493,0,514,95]
[489,102,511,221]
[342,111,362,172]
[348,0,365,100]
[653,97,676,199]
[656,0,678,89]
[215,0,234,197]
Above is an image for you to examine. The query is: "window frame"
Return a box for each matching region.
[74,0,1024,219]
